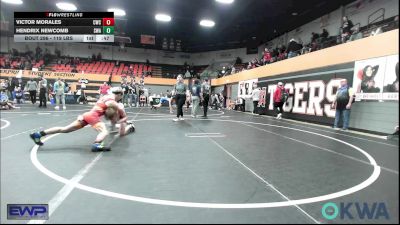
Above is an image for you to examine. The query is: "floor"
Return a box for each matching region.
[0,104,398,224]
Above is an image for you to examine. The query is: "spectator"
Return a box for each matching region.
[4,60,11,69]
[99,82,110,97]
[271,48,279,63]
[201,79,211,118]
[341,16,354,43]
[278,48,286,61]
[6,77,14,100]
[55,48,61,58]
[121,80,130,106]
[251,84,261,115]
[311,32,320,43]
[26,77,38,104]
[14,86,24,104]
[172,74,188,122]
[38,76,47,108]
[321,29,329,39]
[247,62,253,70]
[129,82,137,107]
[349,27,363,42]
[71,66,78,73]
[138,86,145,107]
[63,79,70,93]
[273,82,289,119]
[92,53,96,62]
[53,78,66,110]
[97,52,102,61]
[263,48,272,65]
[286,39,302,58]
[331,79,354,131]
[190,79,201,118]
[108,73,113,86]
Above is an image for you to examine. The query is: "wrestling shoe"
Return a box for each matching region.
[91,142,111,152]
[29,132,44,146]
[127,122,135,133]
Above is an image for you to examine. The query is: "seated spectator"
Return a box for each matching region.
[321,29,329,39]
[286,39,302,58]
[311,32,320,43]
[301,44,311,54]
[247,62,252,69]
[271,48,279,63]
[71,67,78,73]
[55,48,61,58]
[277,48,286,61]
[231,66,236,74]
[97,52,102,61]
[340,16,354,43]
[349,27,363,42]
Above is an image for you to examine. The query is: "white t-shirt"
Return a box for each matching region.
[252,88,260,101]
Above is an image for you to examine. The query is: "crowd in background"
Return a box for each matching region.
[218,15,399,78]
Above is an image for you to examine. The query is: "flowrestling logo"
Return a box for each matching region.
[321,202,390,221]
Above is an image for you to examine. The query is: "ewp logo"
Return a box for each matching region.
[7,204,49,220]
[321,202,390,220]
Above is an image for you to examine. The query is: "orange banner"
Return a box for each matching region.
[0,69,178,85]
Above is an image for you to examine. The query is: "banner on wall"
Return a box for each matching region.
[353,54,399,101]
[238,79,258,99]
[257,69,354,124]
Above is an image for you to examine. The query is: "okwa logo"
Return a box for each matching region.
[321,202,390,220]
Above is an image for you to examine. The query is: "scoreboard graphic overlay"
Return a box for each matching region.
[14,12,114,42]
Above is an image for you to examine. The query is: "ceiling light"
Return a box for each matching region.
[1,0,23,4]
[56,2,77,11]
[107,8,126,17]
[155,14,171,22]
[200,19,215,27]
[292,12,298,16]
[215,0,234,4]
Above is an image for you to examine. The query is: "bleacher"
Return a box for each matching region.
[52,61,153,76]
[0,56,44,69]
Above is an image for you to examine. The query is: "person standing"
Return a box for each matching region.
[121,81,130,107]
[129,82,137,107]
[173,74,188,122]
[38,76,47,108]
[53,78,66,110]
[191,79,201,118]
[341,16,354,43]
[273,82,288,119]
[251,84,261,115]
[26,77,38,104]
[99,82,110,97]
[331,79,354,131]
[201,79,211,118]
